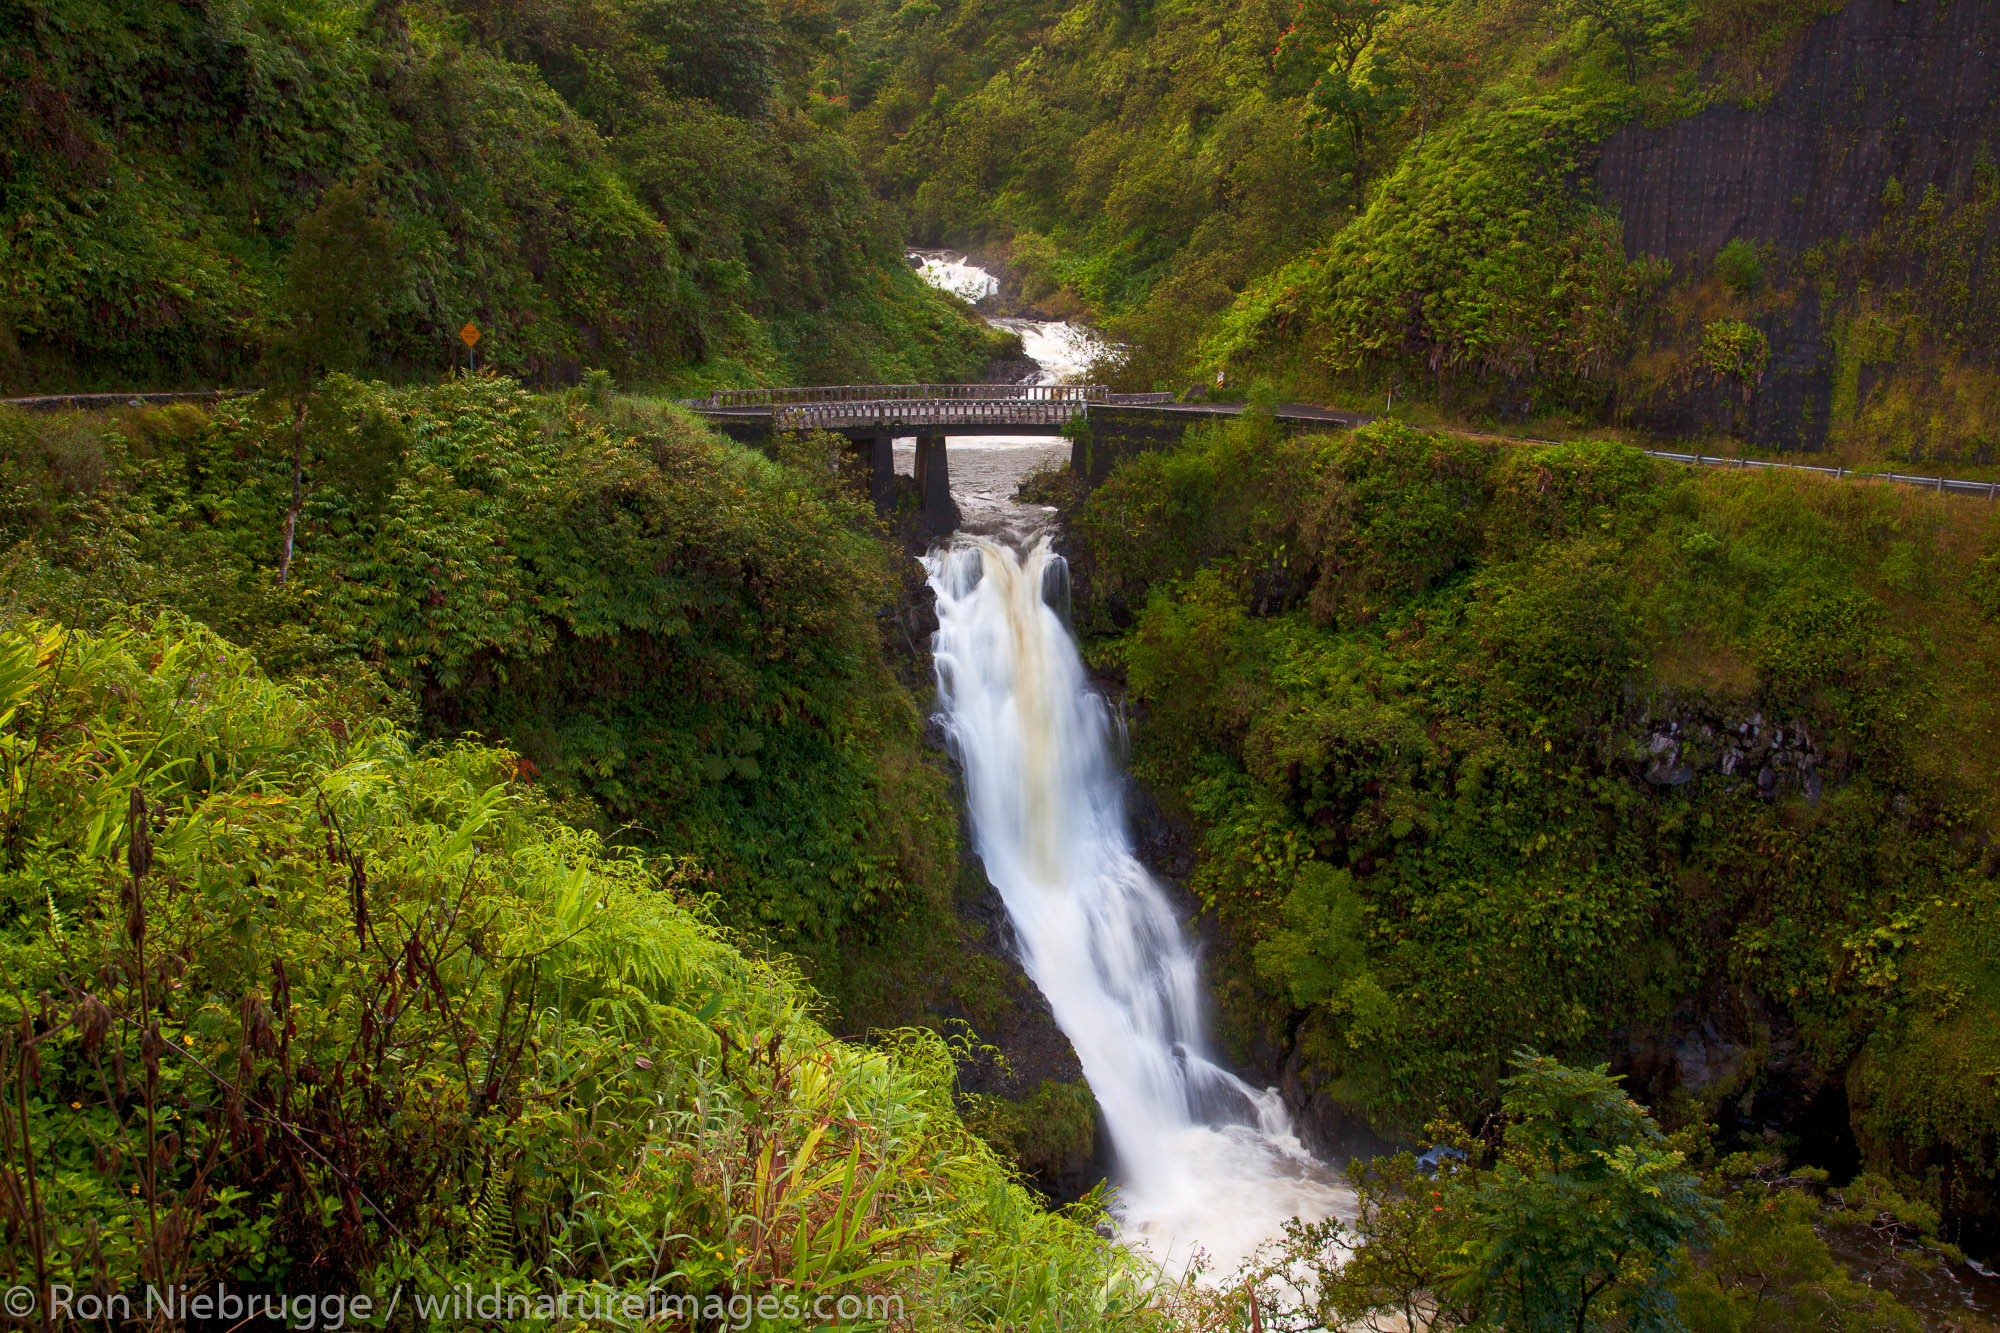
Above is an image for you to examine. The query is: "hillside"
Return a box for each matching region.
[843,0,2000,469]
[1059,412,2000,1259]
[1,381,994,1015]
[8,0,2000,1321]
[0,0,1007,392]
[0,613,1159,1327]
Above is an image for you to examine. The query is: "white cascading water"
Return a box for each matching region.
[911,251,1001,304]
[987,317,1111,386]
[925,536,1353,1278]
[908,250,1116,385]
[908,251,1351,1276]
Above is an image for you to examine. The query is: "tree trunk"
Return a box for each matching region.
[276,399,308,584]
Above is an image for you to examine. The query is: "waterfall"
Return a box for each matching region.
[926,536,1352,1278]
[911,251,1001,303]
[907,248,1117,386]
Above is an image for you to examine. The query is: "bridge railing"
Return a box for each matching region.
[1641,450,2000,499]
[687,383,1111,410]
[773,399,1087,432]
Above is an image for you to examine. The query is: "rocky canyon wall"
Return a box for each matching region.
[1596,0,2000,454]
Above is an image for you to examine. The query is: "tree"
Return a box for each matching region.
[1378,12,1480,151]
[1465,1056,1716,1331]
[264,168,407,583]
[1558,0,1691,83]
[1310,1053,1717,1332]
[1305,48,1406,194]
[1672,1170,1925,1333]
[630,0,777,117]
[1275,0,1394,92]
[1277,0,1408,200]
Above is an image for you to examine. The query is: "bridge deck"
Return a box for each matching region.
[681,384,1177,436]
[773,398,1086,432]
[695,383,1120,410]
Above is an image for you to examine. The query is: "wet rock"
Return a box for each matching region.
[1127,772,1196,882]
[1671,1026,1751,1094]
[1641,724,1699,786]
[1278,1041,1402,1163]
[983,356,1041,385]
[1628,704,1826,799]
[1645,754,1697,786]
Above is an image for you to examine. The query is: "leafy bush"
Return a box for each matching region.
[1673,1167,1933,1332]
[2,381,959,998]
[1297,1055,1716,1332]
[1298,423,1497,629]
[1712,239,1766,294]
[1072,417,1327,621]
[0,0,1000,392]
[1207,87,1647,406]
[0,616,1163,1327]
[1078,416,2000,1233]
[1698,319,1771,392]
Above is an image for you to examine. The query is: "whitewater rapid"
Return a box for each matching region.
[908,249,1114,387]
[925,537,1353,1279]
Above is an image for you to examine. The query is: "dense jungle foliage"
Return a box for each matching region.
[9,0,2000,1320]
[0,0,1010,392]
[0,387,1205,1324]
[0,382,982,1018]
[0,614,1173,1328]
[10,391,1945,1333]
[835,0,2000,467]
[0,638,1946,1332]
[1065,413,2000,1260]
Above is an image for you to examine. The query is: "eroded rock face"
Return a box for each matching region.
[1599,1,2000,266]
[1595,0,2000,449]
[1632,707,1827,801]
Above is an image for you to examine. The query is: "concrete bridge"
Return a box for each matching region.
[679,383,1360,531]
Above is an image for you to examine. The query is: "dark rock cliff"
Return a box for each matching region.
[1599,0,2000,266]
[1595,0,2000,451]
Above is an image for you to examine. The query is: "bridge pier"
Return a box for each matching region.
[863,435,895,512]
[913,435,959,534]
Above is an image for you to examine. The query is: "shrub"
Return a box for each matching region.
[3,381,960,998]
[1712,238,1766,294]
[0,617,1164,1327]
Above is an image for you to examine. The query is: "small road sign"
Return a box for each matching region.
[460,322,482,348]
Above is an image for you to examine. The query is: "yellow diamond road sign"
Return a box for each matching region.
[460,322,482,348]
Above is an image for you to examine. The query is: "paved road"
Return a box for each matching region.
[2,390,249,412]
[8,386,1991,501]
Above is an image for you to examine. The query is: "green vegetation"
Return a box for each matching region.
[0,614,1163,1326]
[837,0,1987,467]
[1670,1164,1952,1332]
[0,0,1009,393]
[1071,417,2000,1243]
[0,385,1184,1323]
[1165,1054,1953,1330]
[836,0,1739,395]
[1311,1056,1718,1332]
[2,381,964,1009]
[10,0,2000,1316]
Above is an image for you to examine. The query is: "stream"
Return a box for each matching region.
[902,251,1115,535]
[911,253,1354,1280]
